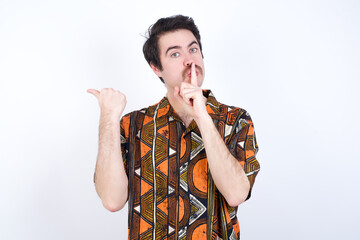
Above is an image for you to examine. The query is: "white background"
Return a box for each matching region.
[1,0,359,239]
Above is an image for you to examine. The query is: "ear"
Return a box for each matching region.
[150,63,162,78]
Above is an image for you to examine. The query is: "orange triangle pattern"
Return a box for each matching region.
[143,115,153,126]
[157,159,168,176]
[157,198,168,216]
[140,217,152,234]
[158,124,169,138]
[157,104,170,118]
[140,141,152,158]
[141,179,152,196]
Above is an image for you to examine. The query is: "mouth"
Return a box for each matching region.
[187,70,199,77]
[183,66,202,79]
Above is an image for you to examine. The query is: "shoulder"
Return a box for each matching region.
[120,107,148,139]
[129,100,163,116]
[206,89,253,124]
[217,101,253,125]
[120,101,160,127]
[121,95,170,124]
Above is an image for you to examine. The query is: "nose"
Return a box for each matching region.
[184,54,194,67]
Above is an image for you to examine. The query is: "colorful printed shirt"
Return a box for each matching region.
[120,90,260,240]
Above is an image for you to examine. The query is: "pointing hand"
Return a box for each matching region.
[87,88,127,120]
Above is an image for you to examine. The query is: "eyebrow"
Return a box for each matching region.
[165,41,199,55]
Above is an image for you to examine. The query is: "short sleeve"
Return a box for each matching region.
[227,110,260,200]
[120,114,131,177]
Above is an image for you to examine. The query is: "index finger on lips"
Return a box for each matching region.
[191,62,197,86]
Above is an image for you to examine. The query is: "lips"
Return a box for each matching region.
[183,66,201,79]
[187,70,198,77]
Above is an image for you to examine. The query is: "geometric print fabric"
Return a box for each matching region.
[120,90,260,240]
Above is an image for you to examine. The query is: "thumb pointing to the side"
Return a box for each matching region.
[87,89,100,100]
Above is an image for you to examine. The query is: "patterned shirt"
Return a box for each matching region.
[120,90,260,240]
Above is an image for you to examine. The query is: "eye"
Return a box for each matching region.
[171,52,180,58]
[190,48,198,53]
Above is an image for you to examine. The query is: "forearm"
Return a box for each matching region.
[94,113,128,212]
[196,113,250,207]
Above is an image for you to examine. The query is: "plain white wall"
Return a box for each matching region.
[1,0,359,239]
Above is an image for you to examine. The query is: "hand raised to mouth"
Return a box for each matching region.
[183,62,202,81]
[173,62,207,121]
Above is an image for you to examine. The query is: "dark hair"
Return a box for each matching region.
[143,15,203,83]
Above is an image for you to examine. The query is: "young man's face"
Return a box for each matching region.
[152,29,205,91]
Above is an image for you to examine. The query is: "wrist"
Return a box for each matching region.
[194,111,212,129]
[100,110,121,123]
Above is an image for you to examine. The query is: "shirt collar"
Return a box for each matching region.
[155,89,222,120]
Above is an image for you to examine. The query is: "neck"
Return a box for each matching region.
[166,90,193,127]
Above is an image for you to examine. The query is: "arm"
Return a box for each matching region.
[88,88,129,212]
[176,63,254,207]
[195,113,251,207]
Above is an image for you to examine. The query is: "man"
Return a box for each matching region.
[88,15,260,240]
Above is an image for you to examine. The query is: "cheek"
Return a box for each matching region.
[198,79,204,87]
[196,59,204,70]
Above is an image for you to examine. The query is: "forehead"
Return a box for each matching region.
[157,29,197,53]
